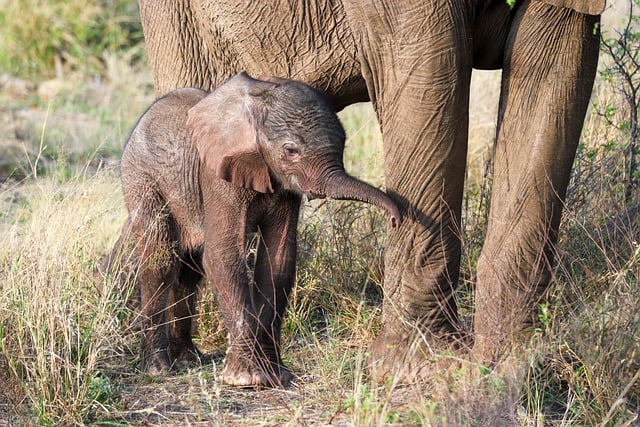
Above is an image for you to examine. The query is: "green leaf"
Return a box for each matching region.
[480,365,491,377]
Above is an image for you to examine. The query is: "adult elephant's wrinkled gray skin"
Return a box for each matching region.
[111,73,401,387]
[137,0,604,380]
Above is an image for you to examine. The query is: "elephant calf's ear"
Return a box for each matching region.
[186,92,274,194]
[216,152,274,193]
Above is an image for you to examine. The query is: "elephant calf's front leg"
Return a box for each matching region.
[247,202,300,387]
[204,204,299,387]
[203,233,281,387]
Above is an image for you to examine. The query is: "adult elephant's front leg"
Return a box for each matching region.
[473,3,600,362]
[350,0,474,378]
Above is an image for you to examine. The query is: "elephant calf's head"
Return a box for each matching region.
[187,71,401,228]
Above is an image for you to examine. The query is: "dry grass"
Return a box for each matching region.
[0,171,131,425]
[1,3,639,425]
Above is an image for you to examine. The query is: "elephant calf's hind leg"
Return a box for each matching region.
[168,261,205,367]
[130,205,181,374]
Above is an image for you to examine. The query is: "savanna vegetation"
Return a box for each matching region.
[0,1,638,425]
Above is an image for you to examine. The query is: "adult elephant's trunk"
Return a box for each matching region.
[321,171,402,228]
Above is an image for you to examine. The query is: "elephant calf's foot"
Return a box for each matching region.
[222,351,292,388]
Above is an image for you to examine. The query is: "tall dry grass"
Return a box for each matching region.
[0,171,132,425]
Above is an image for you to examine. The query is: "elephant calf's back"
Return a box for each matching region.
[120,88,208,252]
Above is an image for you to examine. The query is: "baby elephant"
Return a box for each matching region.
[114,72,401,387]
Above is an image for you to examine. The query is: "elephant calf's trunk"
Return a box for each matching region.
[323,172,402,228]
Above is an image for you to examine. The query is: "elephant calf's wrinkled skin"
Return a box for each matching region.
[112,72,401,387]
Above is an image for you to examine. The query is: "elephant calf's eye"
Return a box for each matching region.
[284,146,300,160]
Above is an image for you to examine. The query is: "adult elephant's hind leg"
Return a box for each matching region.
[354,0,474,380]
[473,4,600,363]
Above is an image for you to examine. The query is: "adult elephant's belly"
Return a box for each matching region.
[204,1,369,109]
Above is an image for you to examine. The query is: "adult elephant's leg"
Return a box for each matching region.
[473,3,600,362]
[138,1,221,95]
[347,0,473,374]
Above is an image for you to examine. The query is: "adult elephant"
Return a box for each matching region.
[138,0,604,377]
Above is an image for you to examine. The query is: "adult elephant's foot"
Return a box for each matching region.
[222,349,292,388]
[369,327,470,383]
[141,349,172,375]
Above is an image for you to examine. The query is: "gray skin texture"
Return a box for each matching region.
[116,72,401,386]
[138,0,604,379]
